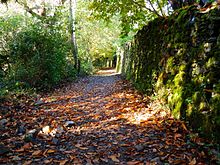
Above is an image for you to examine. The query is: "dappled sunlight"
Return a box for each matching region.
[121,101,170,125]
[122,111,156,125]
[1,0,219,163]
[96,69,119,76]
[0,69,218,164]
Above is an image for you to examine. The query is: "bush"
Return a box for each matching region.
[1,15,76,89]
[0,15,25,77]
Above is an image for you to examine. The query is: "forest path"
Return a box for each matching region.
[0,69,218,164]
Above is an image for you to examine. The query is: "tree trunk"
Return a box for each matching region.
[69,0,79,73]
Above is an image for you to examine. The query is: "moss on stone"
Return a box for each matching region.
[118,6,220,143]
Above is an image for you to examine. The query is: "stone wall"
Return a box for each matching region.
[118,5,220,142]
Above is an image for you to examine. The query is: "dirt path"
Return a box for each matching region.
[0,69,218,164]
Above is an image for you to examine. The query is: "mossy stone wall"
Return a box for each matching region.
[118,6,220,142]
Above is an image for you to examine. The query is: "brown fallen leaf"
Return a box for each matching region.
[69,155,76,160]
[23,142,33,150]
[174,133,182,140]
[64,150,75,154]
[109,155,120,162]
[44,159,53,164]
[23,160,32,165]
[47,149,56,154]
[182,123,188,131]
[73,158,82,164]
[15,143,33,152]
[127,161,141,165]
[59,159,68,165]
[172,159,186,164]
[32,150,42,156]
[75,144,88,150]
[189,158,196,165]
[15,148,24,152]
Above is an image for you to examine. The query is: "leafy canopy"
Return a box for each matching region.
[89,0,169,34]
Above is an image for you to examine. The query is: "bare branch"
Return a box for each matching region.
[156,0,166,16]
[145,0,162,17]
[132,0,162,17]
[16,0,44,19]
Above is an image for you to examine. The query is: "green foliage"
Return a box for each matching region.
[0,0,121,92]
[89,0,169,35]
[9,24,67,87]
[0,15,25,76]
[0,6,76,90]
[76,0,121,70]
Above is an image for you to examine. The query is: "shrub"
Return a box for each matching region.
[5,16,76,89]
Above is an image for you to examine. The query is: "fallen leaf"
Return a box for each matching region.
[109,155,120,162]
[47,149,56,154]
[15,148,24,152]
[59,159,68,165]
[75,144,88,150]
[100,158,108,162]
[86,159,92,165]
[182,123,188,131]
[63,150,75,154]
[93,158,100,163]
[12,156,21,161]
[120,144,130,147]
[127,161,141,165]
[69,155,76,160]
[174,133,182,140]
[44,159,53,164]
[23,160,32,165]
[0,70,218,165]
[189,158,196,165]
[32,150,42,156]
[23,142,33,150]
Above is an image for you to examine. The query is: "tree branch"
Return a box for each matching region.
[132,0,162,17]
[156,0,166,16]
[146,0,162,17]
[16,0,44,19]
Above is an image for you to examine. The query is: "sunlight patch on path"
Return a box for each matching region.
[95,68,119,76]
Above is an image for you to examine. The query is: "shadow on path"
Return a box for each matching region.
[0,69,218,164]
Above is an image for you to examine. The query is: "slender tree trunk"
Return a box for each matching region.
[69,0,79,72]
